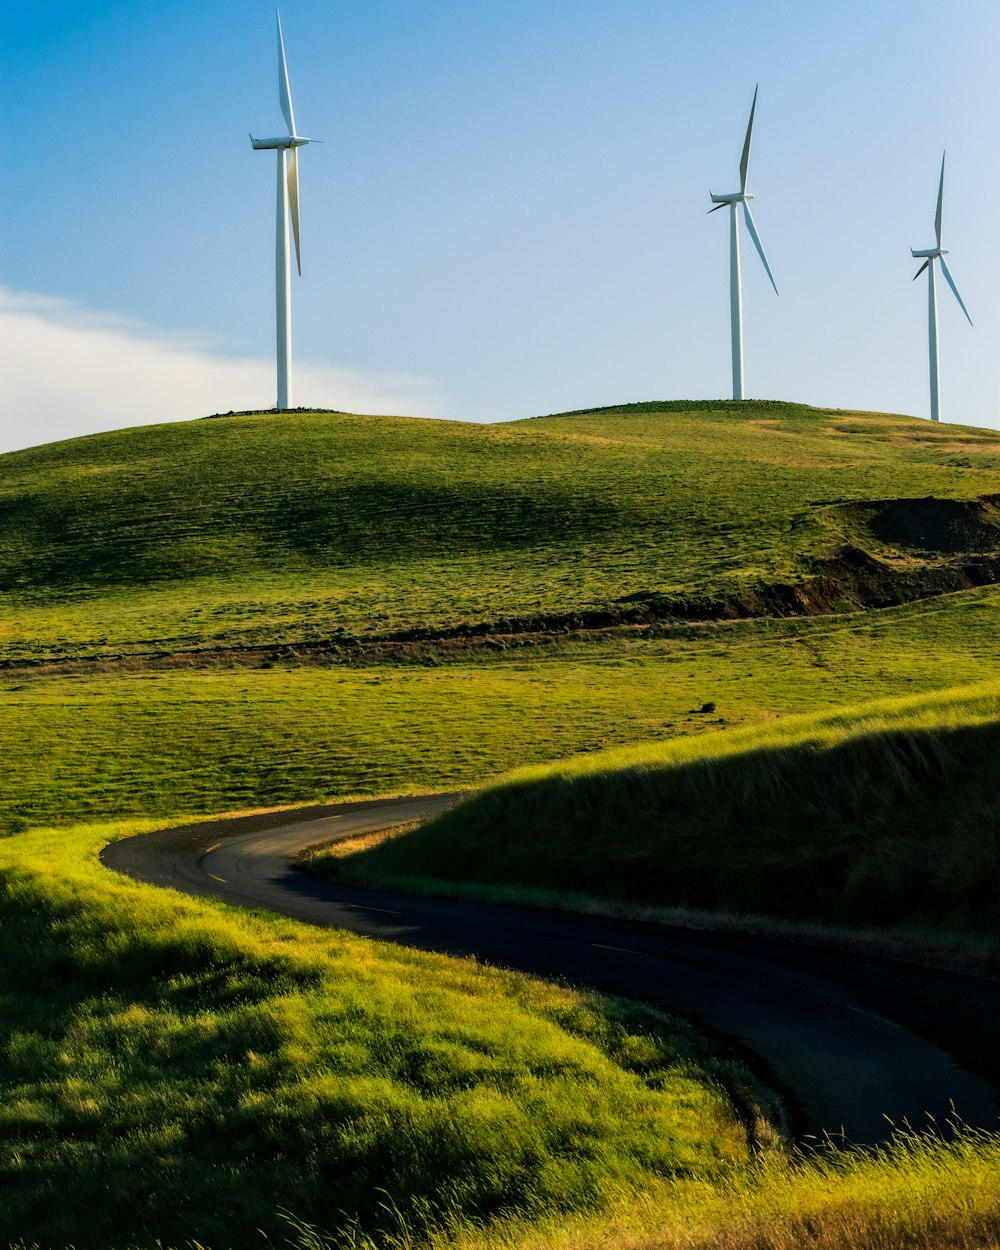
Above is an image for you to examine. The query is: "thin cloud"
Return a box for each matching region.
[0,288,441,453]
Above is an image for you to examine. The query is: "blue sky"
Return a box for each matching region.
[2,1,999,449]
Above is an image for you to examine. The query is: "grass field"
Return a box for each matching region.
[4,401,1000,1248]
[2,583,1000,832]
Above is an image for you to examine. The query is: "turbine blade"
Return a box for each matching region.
[739,84,758,194]
[912,259,930,280]
[287,147,301,275]
[742,202,778,294]
[939,256,972,325]
[934,151,945,249]
[277,11,296,137]
[707,201,727,213]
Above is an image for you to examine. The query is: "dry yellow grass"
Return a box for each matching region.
[294,1126,1000,1250]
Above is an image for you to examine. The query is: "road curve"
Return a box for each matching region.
[102,794,1000,1146]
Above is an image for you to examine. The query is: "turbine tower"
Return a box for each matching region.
[250,12,312,410]
[709,86,778,400]
[911,153,973,423]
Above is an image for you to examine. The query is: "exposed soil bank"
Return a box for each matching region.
[836,493,1000,555]
[614,545,1000,627]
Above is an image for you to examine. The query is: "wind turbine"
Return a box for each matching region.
[709,86,778,400]
[911,153,973,423]
[250,12,313,410]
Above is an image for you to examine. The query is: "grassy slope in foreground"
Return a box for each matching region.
[6,825,1000,1250]
[2,400,1000,661]
[0,820,761,1250]
[317,681,1000,945]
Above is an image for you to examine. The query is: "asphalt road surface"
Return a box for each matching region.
[102,794,1000,1146]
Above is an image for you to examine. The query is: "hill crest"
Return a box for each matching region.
[1,400,998,665]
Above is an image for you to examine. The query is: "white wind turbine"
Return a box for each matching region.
[250,12,314,410]
[709,86,778,400]
[911,153,973,423]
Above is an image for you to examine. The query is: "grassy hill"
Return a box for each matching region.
[2,399,1000,832]
[3,400,1000,663]
[6,823,1000,1250]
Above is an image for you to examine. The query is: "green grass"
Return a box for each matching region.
[2,584,1000,832]
[2,401,1000,662]
[321,680,1000,946]
[0,820,763,1250]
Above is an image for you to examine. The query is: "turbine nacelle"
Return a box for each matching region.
[709,191,754,207]
[910,247,947,259]
[250,134,312,150]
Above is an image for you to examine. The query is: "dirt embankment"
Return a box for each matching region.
[5,495,1000,676]
[849,493,1000,555]
[383,494,1000,638]
[615,543,1000,627]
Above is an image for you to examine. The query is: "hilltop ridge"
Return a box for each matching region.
[534,398,837,418]
[0,400,997,665]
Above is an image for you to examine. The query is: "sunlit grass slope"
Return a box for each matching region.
[0,820,761,1250]
[291,1126,1000,1250]
[5,823,1000,1250]
[3,400,1000,661]
[322,681,1000,943]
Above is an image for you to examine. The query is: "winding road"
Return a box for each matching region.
[102,794,1000,1146]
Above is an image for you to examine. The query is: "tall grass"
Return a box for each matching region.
[324,681,1000,943]
[37,1124,1000,1249]
[381,1124,1000,1250]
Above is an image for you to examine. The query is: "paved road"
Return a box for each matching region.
[102,794,1000,1146]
